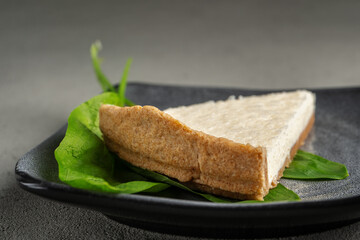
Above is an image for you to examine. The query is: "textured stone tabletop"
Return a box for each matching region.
[1,1,360,239]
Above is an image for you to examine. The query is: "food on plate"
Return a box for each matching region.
[99,90,315,200]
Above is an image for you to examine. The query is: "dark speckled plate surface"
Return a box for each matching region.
[15,83,360,238]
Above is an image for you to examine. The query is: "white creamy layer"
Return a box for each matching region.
[164,90,315,185]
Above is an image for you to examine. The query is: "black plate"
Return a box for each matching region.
[15,83,360,238]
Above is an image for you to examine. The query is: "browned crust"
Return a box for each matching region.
[100,105,268,200]
[99,105,314,201]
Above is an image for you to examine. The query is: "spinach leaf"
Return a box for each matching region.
[240,184,300,203]
[283,150,349,180]
[56,42,170,196]
[263,183,300,201]
[54,92,169,194]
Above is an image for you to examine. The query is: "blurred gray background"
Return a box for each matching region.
[1,0,360,239]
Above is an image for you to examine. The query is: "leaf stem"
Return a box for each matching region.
[90,41,116,92]
[119,58,133,107]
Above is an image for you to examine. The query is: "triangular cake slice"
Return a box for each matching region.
[99,90,315,200]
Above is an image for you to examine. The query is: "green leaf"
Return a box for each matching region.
[70,92,120,139]
[54,92,169,194]
[283,150,349,180]
[240,183,300,203]
[125,98,136,106]
[118,58,133,106]
[264,183,300,201]
[90,41,116,93]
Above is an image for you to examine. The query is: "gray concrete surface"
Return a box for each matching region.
[1,0,360,239]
